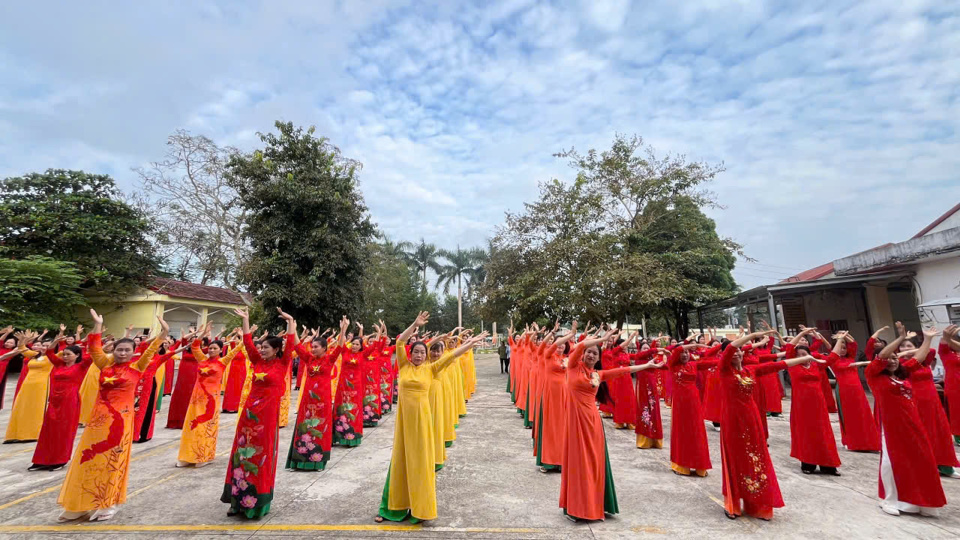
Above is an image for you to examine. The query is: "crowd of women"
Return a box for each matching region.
[505,319,960,521]
[0,308,482,523]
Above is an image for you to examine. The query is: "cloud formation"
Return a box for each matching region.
[1,0,957,289]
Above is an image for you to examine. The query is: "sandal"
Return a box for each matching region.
[374,516,384,523]
[724,510,738,520]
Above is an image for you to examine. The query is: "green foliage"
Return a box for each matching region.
[357,238,428,335]
[0,256,86,329]
[0,169,159,298]
[226,122,375,328]
[480,134,739,334]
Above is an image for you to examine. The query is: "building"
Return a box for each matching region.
[696,203,960,349]
[84,277,250,338]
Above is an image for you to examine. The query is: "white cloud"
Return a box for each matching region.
[1,0,958,292]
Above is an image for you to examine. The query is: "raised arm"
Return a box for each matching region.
[398,311,430,344]
[135,316,169,371]
[878,322,908,360]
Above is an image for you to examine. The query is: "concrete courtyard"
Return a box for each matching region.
[1,353,959,539]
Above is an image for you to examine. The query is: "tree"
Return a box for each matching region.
[134,130,248,287]
[0,256,86,328]
[479,134,739,331]
[0,169,159,298]
[226,121,375,327]
[436,245,485,328]
[358,238,428,335]
[401,238,442,290]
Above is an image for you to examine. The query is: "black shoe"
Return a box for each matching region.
[724,511,738,520]
[27,464,45,471]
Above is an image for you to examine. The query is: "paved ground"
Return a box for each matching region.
[1,354,960,539]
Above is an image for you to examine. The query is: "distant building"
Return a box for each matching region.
[696,203,960,349]
[84,277,250,338]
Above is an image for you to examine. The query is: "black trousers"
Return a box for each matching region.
[500,357,510,373]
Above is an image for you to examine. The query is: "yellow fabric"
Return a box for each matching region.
[177,344,241,464]
[4,351,47,441]
[671,461,707,476]
[279,365,291,428]
[238,357,253,413]
[463,349,477,398]
[636,434,663,449]
[386,341,460,521]
[57,337,162,513]
[428,376,447,465]
[441,364,458,442]
[452,358,467,418]
[78,363,101,425]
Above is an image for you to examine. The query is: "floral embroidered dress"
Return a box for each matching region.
[631,347,664,448]
[286,343,339,471]
[379,344,396,415]
[221,332,295,519]
[57,334,162,514]
[333,342,378,446]
[362,338,386,427]
[178,340,241,465]
[718,344,789,519]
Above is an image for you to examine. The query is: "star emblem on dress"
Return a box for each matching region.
[254,372,267,381]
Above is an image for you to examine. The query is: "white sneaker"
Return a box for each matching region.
[713,425,721,432]
[176,460,191,468]
[195,460,210,468]
[89,506,118,521]
[919,507,939,517]
[898,503,920,514]
[58,510,91,522]
[948,471,960,479]
[880,502,900,516]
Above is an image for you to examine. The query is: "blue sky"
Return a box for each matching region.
[1,1,958,290]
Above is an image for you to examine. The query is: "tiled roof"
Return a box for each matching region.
[148,277,247,305]
[779,243,897,283]
[779,262,834,283]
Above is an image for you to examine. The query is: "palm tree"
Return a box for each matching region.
[436,245,486,327]
[402,238,442,290]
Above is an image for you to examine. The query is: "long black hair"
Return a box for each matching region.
[597,381,614,407]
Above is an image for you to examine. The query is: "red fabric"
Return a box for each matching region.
[785,345,840,467]
[632,348,663,440]
[940,342,960,436]
[166,351,198,429]
[559,344,631,520]
[361,339,386,425]
[536,345,567,466]
[0,346,14,410]
[379,344,396,414]
[759,368,784,413]
[163,352,175,395]
[14,356,31,400]
[825,345,879,451]
[700,344,723,422]
[604,346,636,425]
[290,344,338,462]
[333,342,378,443]
[810,339,838,413]
[133,351,171,442]
[668,348,712,470]
[222,347,247,412]
[32,351,91,465]
[865,355,946,508]
[718,345,785,515]
[223,333,295,511]
[906,353,959,467]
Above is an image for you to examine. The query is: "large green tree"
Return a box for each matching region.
[0,169,159,298]
[227,121,375,327]
[358,238,428,335]
[480,134,738,333]
[0,256,86,328]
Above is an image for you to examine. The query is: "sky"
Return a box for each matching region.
[1,0,958,291]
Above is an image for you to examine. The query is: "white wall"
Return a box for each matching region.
[925,211,960,235]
